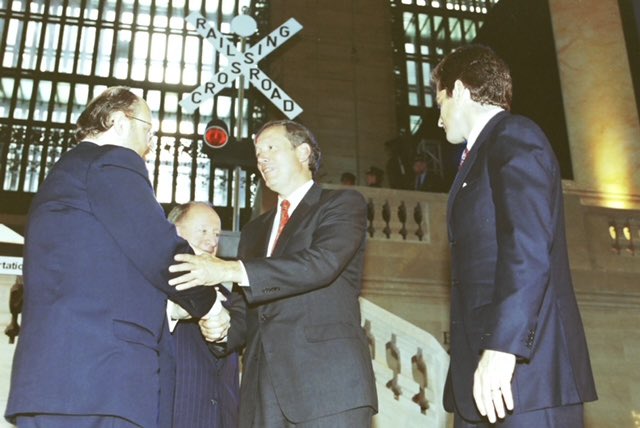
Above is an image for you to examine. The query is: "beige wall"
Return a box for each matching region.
[266,0,397,186]
[549,0,640,207]
[268,0,640,203]
[358,188,640,428]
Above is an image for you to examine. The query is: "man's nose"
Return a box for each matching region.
[205,233,219,245]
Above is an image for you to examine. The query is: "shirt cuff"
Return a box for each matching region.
[166,301,179,333]
[238,261,250,287]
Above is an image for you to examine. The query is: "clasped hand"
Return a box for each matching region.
[473,349,516,423]
[199,306,231,342]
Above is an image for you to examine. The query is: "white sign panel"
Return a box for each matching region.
[0,256,23,276]
[180,13,303,119]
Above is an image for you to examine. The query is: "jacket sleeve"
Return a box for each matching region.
[484,120,557,360]
[86,146,215,318]
[241,189,367,305]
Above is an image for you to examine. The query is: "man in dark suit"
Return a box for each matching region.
[432,45,597,427]
[5,87,216,428]
[167,202,240,428]
[169,120,378,427]
[413,155,429,191]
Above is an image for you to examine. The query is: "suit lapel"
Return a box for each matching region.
[447,111,510,232]
[271,183,322,257]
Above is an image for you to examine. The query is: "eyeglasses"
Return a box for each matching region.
[126,115,153,128]
[126,114,155,139]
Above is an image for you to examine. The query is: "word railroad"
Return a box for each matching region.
[180,12,303,119]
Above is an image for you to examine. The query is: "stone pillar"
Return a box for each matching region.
[549,0,640,207]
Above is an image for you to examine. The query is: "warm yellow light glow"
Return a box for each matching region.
[608,225,617,240]
[623,225,631,241]
[571,39,635,209]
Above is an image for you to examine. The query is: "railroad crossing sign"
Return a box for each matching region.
[180,12,303,119]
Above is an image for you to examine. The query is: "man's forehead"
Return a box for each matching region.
[255,126,287,144]
[135,100,153,120]
[183,205,220,223]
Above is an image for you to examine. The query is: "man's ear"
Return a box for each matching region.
[452,79,470,101]
[295,143,311,164]
[110,111,130,136]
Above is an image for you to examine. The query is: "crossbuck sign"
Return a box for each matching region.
[180,13,303,119]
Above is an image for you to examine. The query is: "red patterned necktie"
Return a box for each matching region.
[458,147,469,169]
[275,199,290,244]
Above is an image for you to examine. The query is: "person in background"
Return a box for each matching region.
[5,86,216,428]
[365,165,384,188]
[412,154,429,191]
[384,136,411,190]
[432,44,597,427]
[340,171,356,185]
[169,120,378,428]
[412,154,444,192]
[167,202,241,428]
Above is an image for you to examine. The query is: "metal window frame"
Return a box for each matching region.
[0,0,269,229]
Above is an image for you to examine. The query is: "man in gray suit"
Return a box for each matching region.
[170,120,378,427]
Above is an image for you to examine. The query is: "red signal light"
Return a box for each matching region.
[203,119,229,148]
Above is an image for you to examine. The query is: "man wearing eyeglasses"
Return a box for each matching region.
[5,86,217,428]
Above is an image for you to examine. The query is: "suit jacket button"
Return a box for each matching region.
[260,314,267,321]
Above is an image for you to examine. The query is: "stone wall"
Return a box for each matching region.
[263,0,398,186]
[357,186,640,428]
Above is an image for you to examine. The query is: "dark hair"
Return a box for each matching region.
[167,201,214,225]
[75,86,141,142]
[340,172,356,185]
[254,120,322,175]
[431,44,512,111]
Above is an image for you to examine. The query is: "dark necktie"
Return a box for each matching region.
[458,147,469,169]
[274,199,290,245]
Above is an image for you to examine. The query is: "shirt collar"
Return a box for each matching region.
[278,180,314,215]
[466,106,504,151]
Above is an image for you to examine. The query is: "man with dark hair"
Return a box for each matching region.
[412,155,429,190]
[5,86,216,428]
[167,201,240,428]
[340,171,356,185]
[432,45,597,427]
[169,120,378,427]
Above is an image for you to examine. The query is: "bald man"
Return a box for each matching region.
[167,202,240,428]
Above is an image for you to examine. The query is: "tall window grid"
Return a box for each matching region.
[390,0,500,135]
[0,0,269,224]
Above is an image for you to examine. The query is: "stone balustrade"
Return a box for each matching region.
[361,298,451,428]
[323,184,449,244]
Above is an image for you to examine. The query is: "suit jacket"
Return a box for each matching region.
[172,290,242,428]
[444,112,597,421]
[5,142,215,427]
[228,184,377,426]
